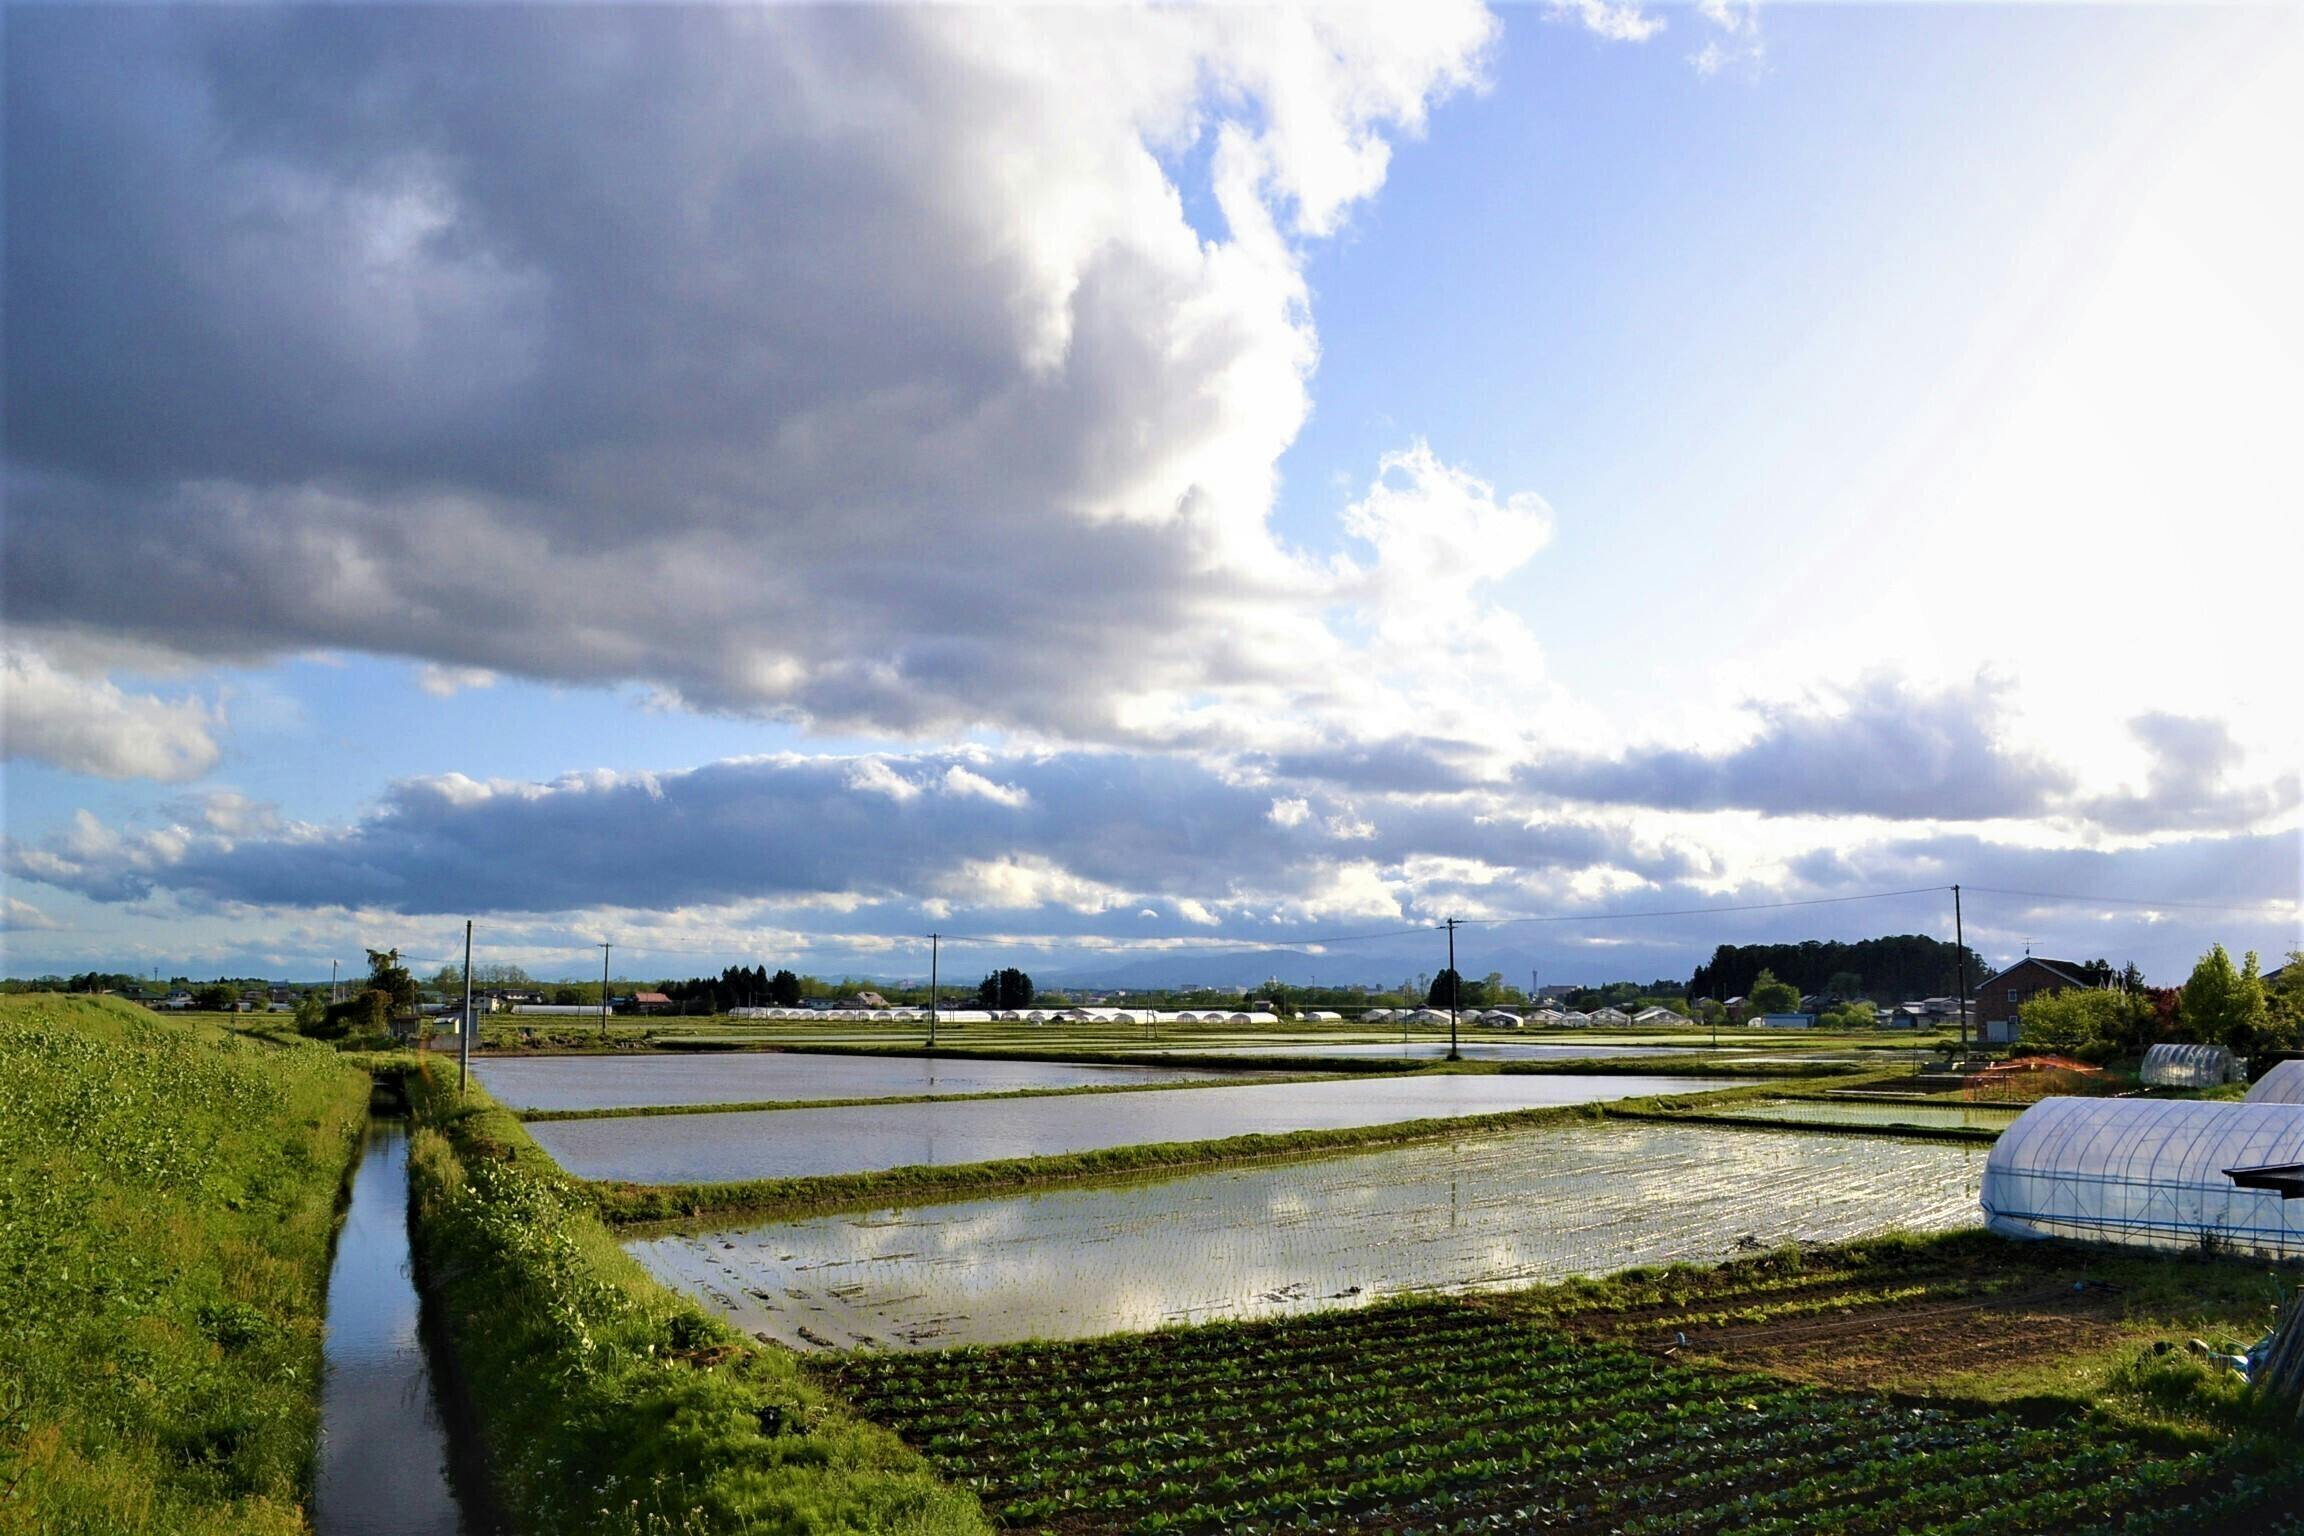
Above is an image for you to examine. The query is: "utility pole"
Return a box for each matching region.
[460,920,473,1096]
[1953,884,1969,1057]
[927,933,940,1049]
[1445,918,1462,1062]
[598,942,611,1040]
[330,959,339,1004]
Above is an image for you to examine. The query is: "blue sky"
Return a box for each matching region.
[4,2,2297,988]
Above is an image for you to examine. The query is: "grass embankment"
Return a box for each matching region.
[0,994,372,1536]
[818,1289,2304,1534]
[402,1065,987,1536]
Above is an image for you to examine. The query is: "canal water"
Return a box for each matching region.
[314,1122,468,1536]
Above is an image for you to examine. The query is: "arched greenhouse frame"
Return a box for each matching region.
[1981,1096,2304,1255]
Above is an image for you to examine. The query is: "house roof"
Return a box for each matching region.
[630,990,673,1004]
[1978,957,2096,990]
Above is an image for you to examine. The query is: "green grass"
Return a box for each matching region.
[813,1297,2303,1534]
[0,994,373,1536]
[402,1063,988,1536]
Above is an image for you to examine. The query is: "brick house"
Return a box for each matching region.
[1974,957,2103,1045]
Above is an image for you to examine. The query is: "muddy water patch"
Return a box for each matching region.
[314,1123,468,1536]
[1708,1098,2023,1132]
[530,1072,1746,1183]
[632,1120,1983,1350]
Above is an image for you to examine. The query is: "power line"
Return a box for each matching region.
[1959,886,2299,918]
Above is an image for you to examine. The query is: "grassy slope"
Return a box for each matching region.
[402,1063,987,1536]
[0,994,372,1536]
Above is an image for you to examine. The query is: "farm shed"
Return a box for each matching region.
[2248,1061,2304,1104]
[1981,1096,2304,1255]
[2141,1042,2241,1088]
[1302,1010,1343,1022]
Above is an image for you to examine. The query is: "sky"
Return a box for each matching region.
[3,0,2299,991]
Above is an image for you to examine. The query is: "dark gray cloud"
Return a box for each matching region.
[3,5,1492,740]
[1516,675,2075,821]
[4,749,1666,920]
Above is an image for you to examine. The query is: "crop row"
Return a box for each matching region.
[817,1300,2296,1535]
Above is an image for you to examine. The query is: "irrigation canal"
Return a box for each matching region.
[314,1121,472,1536]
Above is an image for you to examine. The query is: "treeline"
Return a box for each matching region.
[1687,935,1994,1004]
[662,966,804,1011]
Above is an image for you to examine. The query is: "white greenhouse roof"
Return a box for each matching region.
[2247,1060,2304,1105]
[1982,1096,2304,1254]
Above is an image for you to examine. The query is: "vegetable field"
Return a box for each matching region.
[817,1301,2298,1534]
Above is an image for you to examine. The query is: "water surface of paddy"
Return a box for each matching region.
[530,1073,1744,1182]
[473,1051,1253,1111]
[1184,1040,1679,1062]
[631,1121,1984,1350]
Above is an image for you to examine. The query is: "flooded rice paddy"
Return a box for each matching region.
[631,1121,1986,1350]
[528,1072,1743,1183]
[1710,1098,2023,1132]
[1183,1040,1679,1061]
[472,1050,1252,1111]
[313,1123,466,1536]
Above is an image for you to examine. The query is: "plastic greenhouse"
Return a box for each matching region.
[2248,1060,2304,1105]
[2139,1041,2239,1088]
[1981,1096,2304,1254]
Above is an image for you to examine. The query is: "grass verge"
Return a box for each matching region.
[0,993,372,1536]
[401,1063,988,1536]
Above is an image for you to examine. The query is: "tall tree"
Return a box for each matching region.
[1746,969,1801,1014]
[1427,969,1463,1010]
[2179,945,2281,1056]
[364,948,416,1015]
[976,968,1035,1009]
[768,969,803,1007]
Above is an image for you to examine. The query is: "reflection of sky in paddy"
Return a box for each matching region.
[630,1122,1985,1351]
[1184,1041,1680,1061]
[530,1073,1744,1182]
[472,1051,1243,1110]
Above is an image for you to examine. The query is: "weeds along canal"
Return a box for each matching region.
[314,1120,472,1536]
